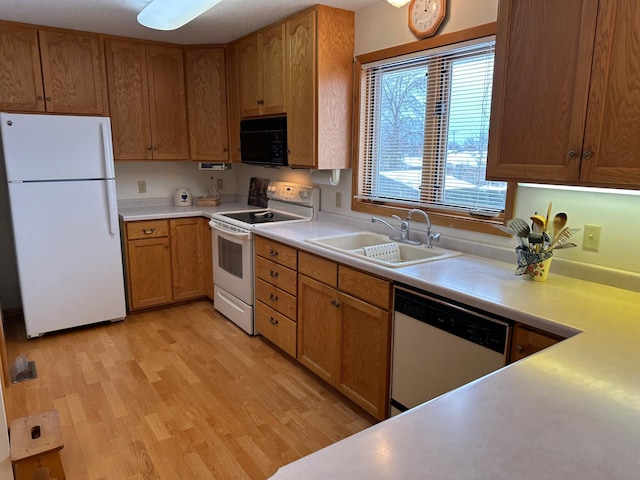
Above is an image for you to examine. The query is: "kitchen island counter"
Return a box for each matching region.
[253,220,640,479]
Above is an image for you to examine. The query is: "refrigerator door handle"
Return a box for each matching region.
[106,179,119,235]
[100,121,115,179]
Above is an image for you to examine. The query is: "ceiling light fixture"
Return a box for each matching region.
[137,0,223,31]
[386,0,411,7]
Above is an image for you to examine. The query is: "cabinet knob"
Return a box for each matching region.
[269,270,278,278]
[330,299,340,308]
[45,96,52,102]
[147,146,154,151]
[269,249,279,257]
[269,317,279,326]
[223,147,228,152]
[269,293,278,302]
[582,150,592,159]
[568,150,577,159]
[516,345,524,354]
[36,96,43,101]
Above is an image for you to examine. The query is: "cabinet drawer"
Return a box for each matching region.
[255,236,297,269]
[338,266,391,310]
[127,220,169,239]
[256,302,297,357]
[255,256,297,295]
[255,278,297,320]
[298,251,337,287]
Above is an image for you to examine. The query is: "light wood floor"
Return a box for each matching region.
[4,301,375,479]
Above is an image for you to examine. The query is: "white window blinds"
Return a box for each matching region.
[357,38,507,214]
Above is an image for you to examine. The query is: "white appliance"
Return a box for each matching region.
[0,112,126,337]
[391,285,509,416]
[209,182,319,335]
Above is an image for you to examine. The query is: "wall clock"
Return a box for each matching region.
[408,0,446,39]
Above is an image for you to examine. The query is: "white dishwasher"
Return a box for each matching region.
[391,285,510,416]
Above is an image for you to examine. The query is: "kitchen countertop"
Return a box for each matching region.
[118,199,252,221]
[117,205,640,478]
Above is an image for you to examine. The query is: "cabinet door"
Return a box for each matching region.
[286,11,316,167]
[146,45,189,160]
[510,323,563,363]
[337,293,390,420]
[127,237,173,310]
[38,30,107,115]
[297,275,339,384]
[225,42,242,162]
[105,39,153,160]
[0,25,45,112]
[170,218,206,301]
[238,35,261,117]
[185,47,229,161]
[580,1,640,186]
[487,0,598,183]
[260,23,287,115]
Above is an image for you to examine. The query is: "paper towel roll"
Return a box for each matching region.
[310,169,340,186]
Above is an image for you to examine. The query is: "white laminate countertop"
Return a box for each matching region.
[118,206,640,478]
[118,200,252,221]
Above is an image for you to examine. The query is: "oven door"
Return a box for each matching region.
[210,221,254,305]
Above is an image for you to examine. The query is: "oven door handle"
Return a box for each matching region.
[210,222,252,240]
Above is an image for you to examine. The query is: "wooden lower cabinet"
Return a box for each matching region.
[125,218,211,311]
[509,322,565,363]
[297,252,391,420]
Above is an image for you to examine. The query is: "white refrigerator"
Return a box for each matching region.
[0,112,126,337]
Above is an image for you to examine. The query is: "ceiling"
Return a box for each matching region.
[0,0,379,45]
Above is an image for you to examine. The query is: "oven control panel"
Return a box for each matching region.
[267,181,318,207]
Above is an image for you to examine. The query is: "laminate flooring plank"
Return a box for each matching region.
[4,301,375,479]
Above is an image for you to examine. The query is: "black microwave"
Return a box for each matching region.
[240,116,287,166]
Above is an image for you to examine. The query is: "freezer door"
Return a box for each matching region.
[8,180,126,337]
[0,112,114,181]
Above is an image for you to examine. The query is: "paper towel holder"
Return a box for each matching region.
[311,169,341,186]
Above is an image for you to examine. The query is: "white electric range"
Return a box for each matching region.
[209,181,319,334]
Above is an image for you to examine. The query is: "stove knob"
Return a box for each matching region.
[299,189,310,200]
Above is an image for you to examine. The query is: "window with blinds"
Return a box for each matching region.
[357,37,507,215]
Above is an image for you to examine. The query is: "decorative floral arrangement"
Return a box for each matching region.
[500,202,578,281]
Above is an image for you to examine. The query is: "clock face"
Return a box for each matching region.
[409,0,446,38]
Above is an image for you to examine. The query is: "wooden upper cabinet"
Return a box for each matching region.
[286,6,354,169]
[105,39,152,160]
[238,23,286,117]
[488,0,640,188]
[580,1,640,185]
[185,47,229,161]
[38,30,107,115]
[146,45,189,160]
[0,25,45,112]
[226,42,242,162]
[105,40,188,161]
[0,24,106,114]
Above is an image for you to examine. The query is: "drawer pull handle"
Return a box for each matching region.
[269,317,279,325]
[269,249,279,257]
[330,299,340,308]
[142,228,156,234]
[269,270,278,278]
[269,293,278,301]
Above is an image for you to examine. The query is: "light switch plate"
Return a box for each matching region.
[583,224,602,251]
[138,180,146,193]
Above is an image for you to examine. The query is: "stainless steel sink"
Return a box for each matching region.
[305,232,461,268]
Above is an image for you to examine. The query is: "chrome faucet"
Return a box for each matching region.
[407,208,441,248]
[371,215,420,245]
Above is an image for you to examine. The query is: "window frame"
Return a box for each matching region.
[352,23,515,236]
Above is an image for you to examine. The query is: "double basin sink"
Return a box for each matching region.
[305,232,461,268]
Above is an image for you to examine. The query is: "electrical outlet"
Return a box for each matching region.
[583,224,602,251]
[137,180,146,193]
[335,191,342,208]
[216,178,224,192]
